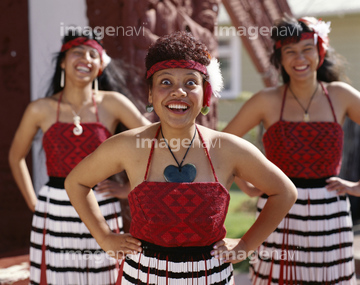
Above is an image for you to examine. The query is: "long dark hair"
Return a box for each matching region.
[270,15,348,84]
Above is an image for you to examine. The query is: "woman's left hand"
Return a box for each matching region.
[94,179,131,199]
[211,238,250,264]
[326,177,360,196]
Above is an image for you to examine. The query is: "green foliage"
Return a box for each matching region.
[225,186,257,272]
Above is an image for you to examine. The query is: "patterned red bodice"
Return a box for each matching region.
[128,126,230,247]
[263,82,343,179]
[43,122,111,177]
[42,94,112,178]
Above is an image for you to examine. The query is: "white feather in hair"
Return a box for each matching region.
[206,58,224,98]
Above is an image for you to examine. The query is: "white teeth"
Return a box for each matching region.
[168,104,188,110]
[294,65,307,71]
[76,66,90,72]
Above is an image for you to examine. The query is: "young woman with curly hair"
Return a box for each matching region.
[65,31,297,284]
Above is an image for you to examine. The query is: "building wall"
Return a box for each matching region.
[28,0,88,192]
[0,0,32,254]
[321,14,360,91]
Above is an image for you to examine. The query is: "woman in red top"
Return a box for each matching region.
[8,28,150,284]
[224,15,360,284]
[65,31,297,284]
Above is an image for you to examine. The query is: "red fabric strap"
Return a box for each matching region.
[146,60,207,79]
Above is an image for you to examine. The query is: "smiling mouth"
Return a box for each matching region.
[294,65,308,71]
[167,103,189,112]
[76,66,91,73]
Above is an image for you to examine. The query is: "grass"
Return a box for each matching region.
[224,185,258,272]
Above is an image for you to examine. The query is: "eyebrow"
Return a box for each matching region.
[283,42,315,51]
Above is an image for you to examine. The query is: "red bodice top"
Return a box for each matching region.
[42,94,112,178]
[128,126,230,247]
[263,82,343,179]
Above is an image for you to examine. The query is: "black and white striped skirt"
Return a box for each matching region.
[250,181,356,285]
[116,240,234,284]
[30,178,123,285]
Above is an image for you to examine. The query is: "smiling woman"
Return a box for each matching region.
[223,15,360,284]
[64,31,297,285]
[8,27,150,284]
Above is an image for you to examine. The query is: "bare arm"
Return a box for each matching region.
[213,135,297,262]
[233,177,262,197]
[110,92,151,129]
[223,91,272,197]
[65,135,142,257]
[8,102,43,212]
[222,91,267,137]
[340,82,360,125]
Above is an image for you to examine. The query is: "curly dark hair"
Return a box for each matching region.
[270,15,347,84]
[145,31,211,85]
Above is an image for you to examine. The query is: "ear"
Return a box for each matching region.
[60,58,65,70]
[148,88,153,104]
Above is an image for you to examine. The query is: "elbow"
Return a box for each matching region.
[287,183,298,205]
[8,147,19,171]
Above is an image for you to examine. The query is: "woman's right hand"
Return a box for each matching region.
[28,198,38,213]
[99,233,142,260]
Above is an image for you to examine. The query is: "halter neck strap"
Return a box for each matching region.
[143,125,219,182]
[57,92,99,122]
[280,81,337,122]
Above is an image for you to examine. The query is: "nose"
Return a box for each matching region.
[171,86,187,97]
[295,51,305,61]
[83,51,92,62]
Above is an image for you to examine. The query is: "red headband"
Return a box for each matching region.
[275,32,314,49]
[61,37,104,58]
[146,59,212,113]
[146,60,207,79]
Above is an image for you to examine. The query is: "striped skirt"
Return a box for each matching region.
[30,179,123,285]
[250,184,356,284]
[116,241,234,284]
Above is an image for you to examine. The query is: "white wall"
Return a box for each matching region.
[28,0,88,192]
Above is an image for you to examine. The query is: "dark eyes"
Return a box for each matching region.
[160,79,198,85]
[161,79,171,85]
[72,49,99,59]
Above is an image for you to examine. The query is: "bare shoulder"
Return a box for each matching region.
[25,95,58,119]
[102,123,159,153]
[326,81,360,96]
[197,125,257,153]
[96,90,130,105]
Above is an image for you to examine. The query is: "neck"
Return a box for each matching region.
[288,78,318,98]
[62,84,94,106]
[160,123,197,142]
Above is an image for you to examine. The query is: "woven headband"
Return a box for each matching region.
[61,37,104,59]
[275,32,314,49]
[146,60,207,79]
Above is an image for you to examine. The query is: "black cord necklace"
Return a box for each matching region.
[161,126,197,183]
[289,83,319,122]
